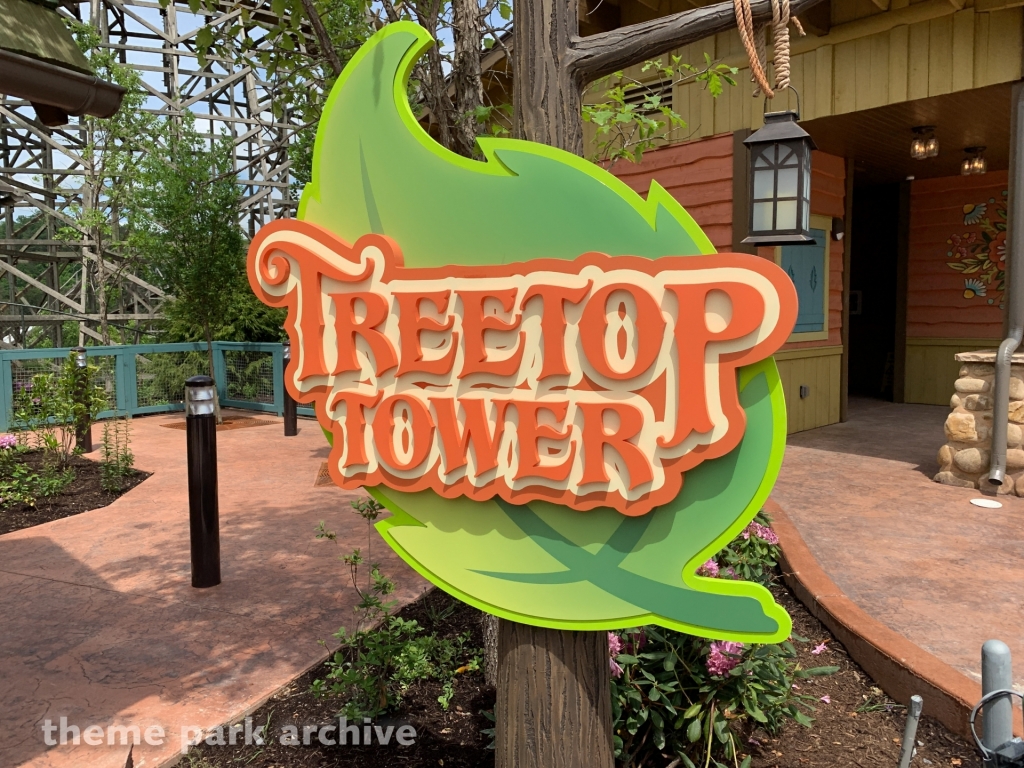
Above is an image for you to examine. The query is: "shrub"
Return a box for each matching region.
[313,501,482,720]
[610,512,837,768]
[0,437,73,507]
[10,352,106,469]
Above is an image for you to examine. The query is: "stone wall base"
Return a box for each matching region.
[936,352,1024,495]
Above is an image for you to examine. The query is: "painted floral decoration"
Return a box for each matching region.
[947,192,1007,309]
[963,278,987,299]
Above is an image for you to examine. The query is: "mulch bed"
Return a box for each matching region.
[160,417,277,431]
[183,580,982,768]
[748,585,981,768]
[184,588,495,768]
[0,450,149,535]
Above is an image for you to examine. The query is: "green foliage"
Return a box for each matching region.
[100,417,135,493]
[314,511,481,720]
[134,116,248,373]
[0,461,74,508]
[718,511,781,586]
[155,284,286,349]
[57,21,160,344]
[611,516,838,768]
[10,353,106,470]
[163,0,370,191]
[584,54,738,169]
[0,440,74,508]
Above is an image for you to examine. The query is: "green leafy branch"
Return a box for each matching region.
[584,53,738,170]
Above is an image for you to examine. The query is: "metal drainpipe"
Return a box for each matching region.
[988,83,1024,486]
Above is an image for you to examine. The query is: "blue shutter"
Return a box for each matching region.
[780,229,826,334]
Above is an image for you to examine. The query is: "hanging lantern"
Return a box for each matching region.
[743,108,816,246]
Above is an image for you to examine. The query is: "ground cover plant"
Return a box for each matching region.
[0,354,147,534]
[182,509,982,768]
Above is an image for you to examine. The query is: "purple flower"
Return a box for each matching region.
[742,521,779,545]
[706,640,744,676]
[697,559,720,578]
[608,632,624,676]
[0,435,16,449]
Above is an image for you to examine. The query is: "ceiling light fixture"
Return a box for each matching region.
[962,146,988,175]
[911,126,938,160]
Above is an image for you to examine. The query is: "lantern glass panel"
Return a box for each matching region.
[777,167,799,197]
[776,200,798,231]
[754,169,775,199]
[753,202,774,231]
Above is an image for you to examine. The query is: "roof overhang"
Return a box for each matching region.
[0,47,126,122]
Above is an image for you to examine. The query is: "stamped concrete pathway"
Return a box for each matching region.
[0,410,430,768]
[771,397,1024,697]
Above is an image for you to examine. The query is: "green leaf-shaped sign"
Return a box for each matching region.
[248,22,796,643]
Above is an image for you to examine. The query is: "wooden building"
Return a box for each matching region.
[583,0,1019,432]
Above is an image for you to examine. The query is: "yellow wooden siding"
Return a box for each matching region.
[774,347,843,433]
[607,1,1024,147]
[904,337,1002,405]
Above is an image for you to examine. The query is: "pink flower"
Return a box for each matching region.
[697,559,720,578]
[742,521,779,545]
[820,695,831,704]
[608,632,624,677]
[706,640,744,676]
[811,642,828,655]
[0,435,16,449]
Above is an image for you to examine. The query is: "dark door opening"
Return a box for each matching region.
[848,183,900,400]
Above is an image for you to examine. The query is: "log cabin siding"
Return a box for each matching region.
[907,170,1007,340]
[611,133,735,251]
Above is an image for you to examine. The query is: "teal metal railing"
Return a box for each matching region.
[0,341,314,431]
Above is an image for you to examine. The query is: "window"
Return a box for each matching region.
[775,214,830,341]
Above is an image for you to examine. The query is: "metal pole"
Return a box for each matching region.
[185,375,220,589]
[989,81,1024,485]
[897,695,923,768]
[72,346,92,453]
[282,340,297,437]
[982,640,1014,755]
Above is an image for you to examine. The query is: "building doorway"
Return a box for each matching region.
[848,183,901,400]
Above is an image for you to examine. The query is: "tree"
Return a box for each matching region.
[135,117,248,415]
[55,21,159,345]
[173,0,371,188]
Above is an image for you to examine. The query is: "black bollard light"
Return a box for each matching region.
[72,347,93,453]
[185,375,220,588]
[282,340,297,437]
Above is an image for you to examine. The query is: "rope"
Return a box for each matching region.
[732,0,806,98]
